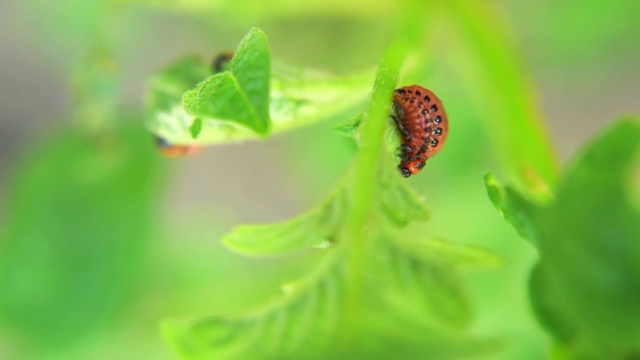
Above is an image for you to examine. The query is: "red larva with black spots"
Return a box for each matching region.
[392,85,448,178]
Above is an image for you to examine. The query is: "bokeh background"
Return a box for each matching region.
[0,0,639,359]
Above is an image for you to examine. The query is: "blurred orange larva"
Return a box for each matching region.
[154,136,203,158]
[392,85,448,178]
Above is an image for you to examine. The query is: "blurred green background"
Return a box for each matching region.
[0,0,639,359]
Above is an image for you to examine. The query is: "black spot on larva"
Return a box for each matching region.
[425,127,431,134]
[400,166,411,178]
[401,144,412,153]
[396,89,406,95]
[422,137,429,142]
[400,154,410,163]
[431,139,438,147]
[410,97,416,103]
[430,105,438,112]
[417,102,423,108]
[419,145,427,153]
[423,96,431,103]
[434,116,442,124]
[394,103,405,119]
[415,90,421,97]
[421,109,428,116]
[416,162,425,170]
[435,128,442,136]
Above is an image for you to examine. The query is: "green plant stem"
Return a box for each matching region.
[340,0,424,345]
[340,46,402,348]
[445,0,559,199]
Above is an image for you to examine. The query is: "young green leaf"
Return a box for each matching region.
[182,28,271,135]
[183,71,269,134]
[331,113,363,139]
[222,191,345,256]
[484,173,540,245]
[370,236,472,331]
[391,232,503,271]
[163,258,342,360]
[229,28,271,126]
[377,166,430,227]
[146,28,373,146]
[189,117,203,139]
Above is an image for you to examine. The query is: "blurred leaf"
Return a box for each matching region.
[183,28,271,135]
[222,190,345,256]
[484,173,540,245]
[445,0,558,197]
[147,55,213,113]
[189,117,203,139]
[371,236,471,330]
[392,234,503,272]
[331,113,363,139]
[377,166,430,227]
[528,263,577,344]
[0,122,164,348]
[506,0,640,66]
[163,258,342,360]
[487,118,640,356]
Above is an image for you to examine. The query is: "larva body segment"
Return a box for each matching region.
[392,85,448,178]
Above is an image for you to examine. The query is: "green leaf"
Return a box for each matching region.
[229,27,271,125]
[146,31,372,146]
[183,72,268,135]
[189,117,203,139]
[370,236,472,331]
[331,113,363,139]
[163,259,342,359]
[487,118,640,355]
[222,191,345,256]
[534,119,640,351]
[483,173,540,245]
[182,28,271,135]
[0,122,164,348]
[377,167,430,227]
[392,233,503,271]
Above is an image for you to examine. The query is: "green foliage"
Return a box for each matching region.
[161,17,502,358]
[0,122,164,348]
[223,189,346,256]
[183,28,271,135]
[486,119,640,358]
[7,0,640,359]
[145,29,373,146]
[189,117,203,139]
[331,113,363,139]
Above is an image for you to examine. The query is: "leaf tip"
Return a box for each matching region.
[190,118,203,139]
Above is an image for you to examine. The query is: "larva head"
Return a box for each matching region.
[407,160,425,175]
